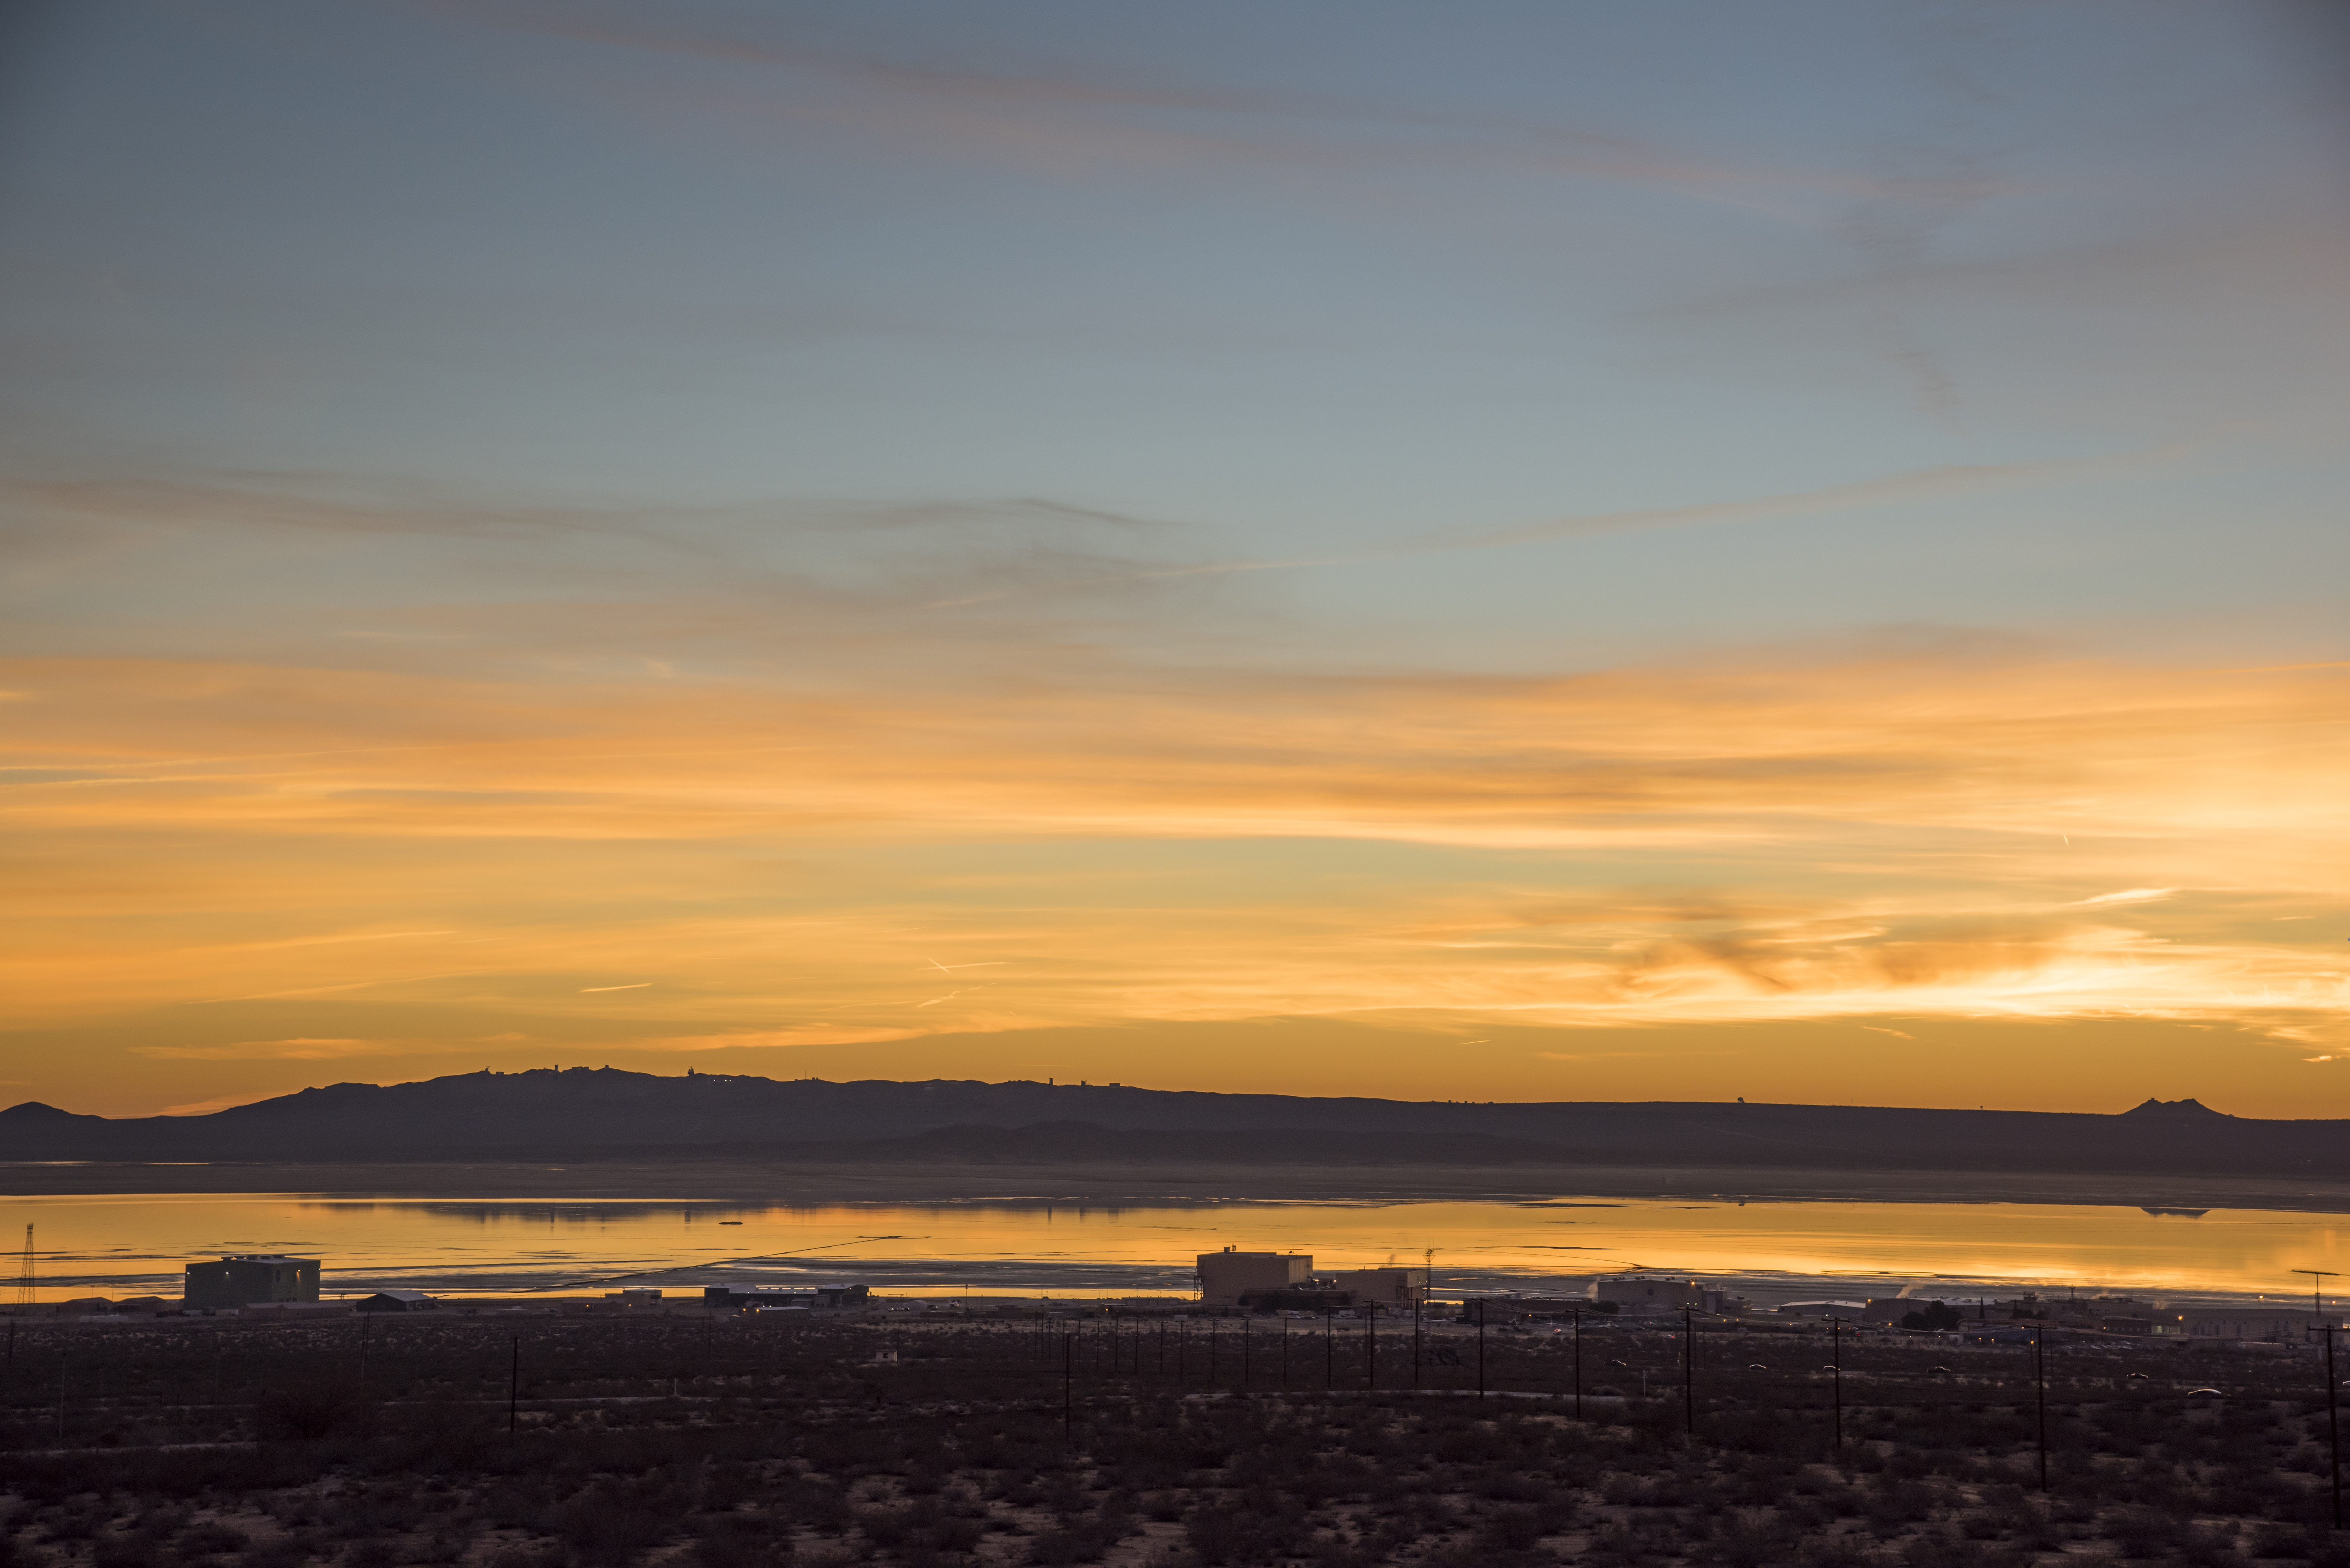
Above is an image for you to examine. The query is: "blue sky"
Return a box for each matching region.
[4,2,2348,1114]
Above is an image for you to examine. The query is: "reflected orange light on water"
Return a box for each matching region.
[9,1194,2345,1304]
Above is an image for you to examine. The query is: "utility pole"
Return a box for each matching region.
[1476,1298,1487,1401]
[1682,1305,1695,1437]
[1412,1289,1423,1391]
[2034,1324,2049,1493]
[15,1224,33,1311]
[1241,1319,1250,1388]
[1572,1309,1583,1421]
[2297,1269,2340,1324]
[1365,1303,1376,1392]
[1828,1317,1844,1458]
[2329,1325,2343,1533]
[508,1337,520,1433]
[1208,1317,1218,1389]
[1324,1304,1335,1390]
[1063,1332,1073,1446]
[1281,1314,1289,1387]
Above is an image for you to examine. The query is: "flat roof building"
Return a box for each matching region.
[1333,1268,1428,1306]
[1198,1249,1311,1307]
[184,1255,320,1309]
[356,1290,436,1313]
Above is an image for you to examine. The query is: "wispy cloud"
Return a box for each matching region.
[430,1,1969,213]
[8,635,2346,1055]
[137,1038,383,1061]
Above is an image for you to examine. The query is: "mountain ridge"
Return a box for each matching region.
[5,1068,2347,1178]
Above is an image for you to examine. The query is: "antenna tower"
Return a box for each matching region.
[14,1224,33,1311]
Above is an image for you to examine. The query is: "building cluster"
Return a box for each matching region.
[1195,1249,1430,1312]
[11,1244,2341,1347]
[702,1284,873,1312]
[1941,1294,2348,1347]
[1455,1277,1748,1322]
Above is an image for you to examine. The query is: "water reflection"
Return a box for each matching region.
[2,1193,2342,1308]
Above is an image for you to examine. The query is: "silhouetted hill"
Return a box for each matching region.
[5,1067,2350,1179]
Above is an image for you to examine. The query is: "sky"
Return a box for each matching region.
[3,0,2348,1119]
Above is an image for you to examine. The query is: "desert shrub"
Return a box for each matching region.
[2175,1522,2245,1568]
[1578,1522,1649,1568]
[2106,1508,2184,1560]
[773,1483,850,1536]
[258,1383,373,1444]
[548,1489,673,1568]
[1799,1534,1878,1568]
[176,1523,250,1557]
[93,1538,165,1568]
[1184,1501,1312,1566]
[482,1547,566,1568]
[1474,1507,1547,1552]
[1902,1529,1992,1568]
[694,1520,790,1568]
[1710,1510,1795,1568]
[2245,1522,2309,1560]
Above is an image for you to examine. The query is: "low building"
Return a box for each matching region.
[2179,1309,2341,1344]
[1959,1324,2039,1346]
[356,1290,437,1313]
[1241,1289,1359,1314]
[242,1300,354,1321]
[1198,1250,1312,1308]
[704,1283,870,1311]
[705,1285,800,1310]
[1333,1268,1429,1306]
[1592,1277,1747,1316]
[184,1254,321,1308]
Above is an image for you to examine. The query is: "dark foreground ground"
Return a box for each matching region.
[3,1307,2347,1568]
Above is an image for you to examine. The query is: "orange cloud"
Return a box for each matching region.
[4,639,2345,1082]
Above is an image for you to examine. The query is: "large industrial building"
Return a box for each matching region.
[1197,1250,1429,1311]
[1196,1249,1312,1307]
[184,1254,321,1308]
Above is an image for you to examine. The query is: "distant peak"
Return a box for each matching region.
[0,1101,87,1121]
[2122,1097,2228,1119]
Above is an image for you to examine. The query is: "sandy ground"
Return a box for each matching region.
[8,1156,2350,1212]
